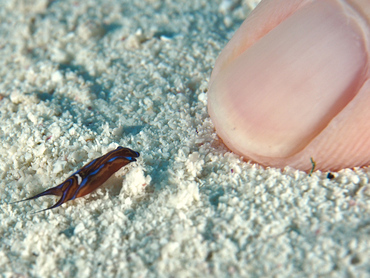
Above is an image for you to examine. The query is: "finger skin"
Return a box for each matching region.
[208,0,370,171]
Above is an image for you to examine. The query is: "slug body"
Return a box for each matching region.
[14,147,140,212]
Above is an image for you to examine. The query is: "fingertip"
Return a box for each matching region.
[208,0,370,171]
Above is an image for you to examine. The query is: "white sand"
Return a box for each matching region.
[0,0,369,277]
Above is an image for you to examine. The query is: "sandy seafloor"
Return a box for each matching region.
[0,0,369,277]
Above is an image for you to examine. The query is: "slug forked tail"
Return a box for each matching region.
[9,183,67,213]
